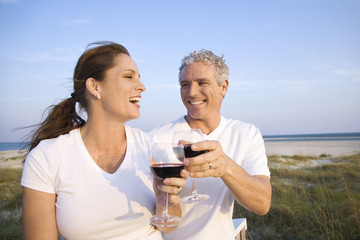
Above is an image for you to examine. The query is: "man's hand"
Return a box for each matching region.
[184,140,231,178]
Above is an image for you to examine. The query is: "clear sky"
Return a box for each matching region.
[0,0,359,142]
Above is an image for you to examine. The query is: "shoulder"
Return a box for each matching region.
[29,129,78,157]
[149,116,185,134]
[223,117,261,136]
[23,130,79,180]
[125,125,151,150]
[148,116,186,142]
[125,125,150,140]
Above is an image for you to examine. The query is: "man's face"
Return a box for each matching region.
[179,62,228,123]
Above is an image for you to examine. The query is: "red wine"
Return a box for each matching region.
[151,163,184,179]
[184,145,206,158]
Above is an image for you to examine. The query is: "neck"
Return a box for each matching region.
[80,119,126,153]
[80,121,127,174]
[185,115,221,135]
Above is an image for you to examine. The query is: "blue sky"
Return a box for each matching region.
[0,0,359,142]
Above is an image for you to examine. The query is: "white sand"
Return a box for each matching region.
[265,140,360,157]
[1,140,359,169]
[0,150,27,169]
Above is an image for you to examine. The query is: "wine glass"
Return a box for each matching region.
[173,129,210,203]
[149,142,185,227]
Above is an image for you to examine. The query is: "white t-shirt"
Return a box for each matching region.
[21,126,161,240]
[150,116,270,240]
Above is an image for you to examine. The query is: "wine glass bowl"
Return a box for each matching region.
[173,129,210,203]
[149,143,184,227]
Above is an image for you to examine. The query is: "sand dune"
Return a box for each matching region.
[0,150,27,169]
[265,140,360,157]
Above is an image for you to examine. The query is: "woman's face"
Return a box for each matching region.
[99,54,145,123]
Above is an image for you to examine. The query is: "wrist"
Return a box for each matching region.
[220,158,237,180]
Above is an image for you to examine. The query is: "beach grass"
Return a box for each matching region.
[0,168,23,239]
[1,153,359,239]
[233,153,360,240]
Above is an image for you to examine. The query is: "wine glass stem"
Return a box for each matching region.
[163,192,170,217]
[191,178,197,195]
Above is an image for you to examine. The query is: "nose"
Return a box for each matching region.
[138,80,146,92]
[188,82,199,96]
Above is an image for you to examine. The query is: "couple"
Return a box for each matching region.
[21,42,271,240]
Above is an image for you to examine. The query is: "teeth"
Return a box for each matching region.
[190,100,204,105]
[129,97,140,103]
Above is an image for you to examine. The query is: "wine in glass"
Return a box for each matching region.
[173,129,210,203]
[149,142,185,227]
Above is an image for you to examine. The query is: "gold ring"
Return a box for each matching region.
[209,162,212,169]
[178,187,182,194]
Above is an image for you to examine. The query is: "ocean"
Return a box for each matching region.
[1,132,359,151]
[0,142,29,151]
[263,132,360,142]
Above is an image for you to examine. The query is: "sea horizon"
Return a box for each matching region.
[1,132,360,151]
[263,132,360,142]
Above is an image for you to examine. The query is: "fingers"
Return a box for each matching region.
[185,159,220,178]
[155,170,187,195]
[190,140,218,154]
[180,169,189,179]
[183,140,229,178]
[155,176,186,205]
[183,140,219,166]
[189,168,215,178]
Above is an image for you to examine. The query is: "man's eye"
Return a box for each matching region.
[125,75,132,79]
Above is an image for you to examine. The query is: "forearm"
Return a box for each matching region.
[221,159,271,215]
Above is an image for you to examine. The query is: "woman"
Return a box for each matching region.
[21,42,186,239]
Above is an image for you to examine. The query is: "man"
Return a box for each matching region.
[151,50,271,239]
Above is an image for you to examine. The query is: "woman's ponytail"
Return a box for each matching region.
[27,97,85,152]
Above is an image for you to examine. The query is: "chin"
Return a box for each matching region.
[133,114,140,119]
[126,113,140,121]
[187,112,205,121]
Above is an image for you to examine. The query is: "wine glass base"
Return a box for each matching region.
[150,215,181,227]
[181,193,210,203]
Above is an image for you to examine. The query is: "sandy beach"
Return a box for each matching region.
[1,140,360,169]
[0,150,27,169]
[264,140,360,157]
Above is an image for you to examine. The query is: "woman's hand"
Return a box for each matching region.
[153,169,188,233]
[153,169,188,206]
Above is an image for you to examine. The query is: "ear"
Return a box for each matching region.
[85,78,101,98]
[220,79,229,97]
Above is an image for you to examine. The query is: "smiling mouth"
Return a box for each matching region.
[129,97,141,104]
[190,100,205,105]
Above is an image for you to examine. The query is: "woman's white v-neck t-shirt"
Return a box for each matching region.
[21,126,161,240]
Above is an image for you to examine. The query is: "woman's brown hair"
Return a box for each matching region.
[26,41,130,152]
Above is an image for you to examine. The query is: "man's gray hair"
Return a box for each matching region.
[178,49,229,86]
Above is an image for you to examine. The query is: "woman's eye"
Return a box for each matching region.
[125,75,132,79]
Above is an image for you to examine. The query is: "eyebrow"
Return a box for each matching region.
[196,78,210,82]
[180,78,209,82]
[123,69,140,78]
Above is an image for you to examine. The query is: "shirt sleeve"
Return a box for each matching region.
[21,147,56,194]
[241,127,271,178]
